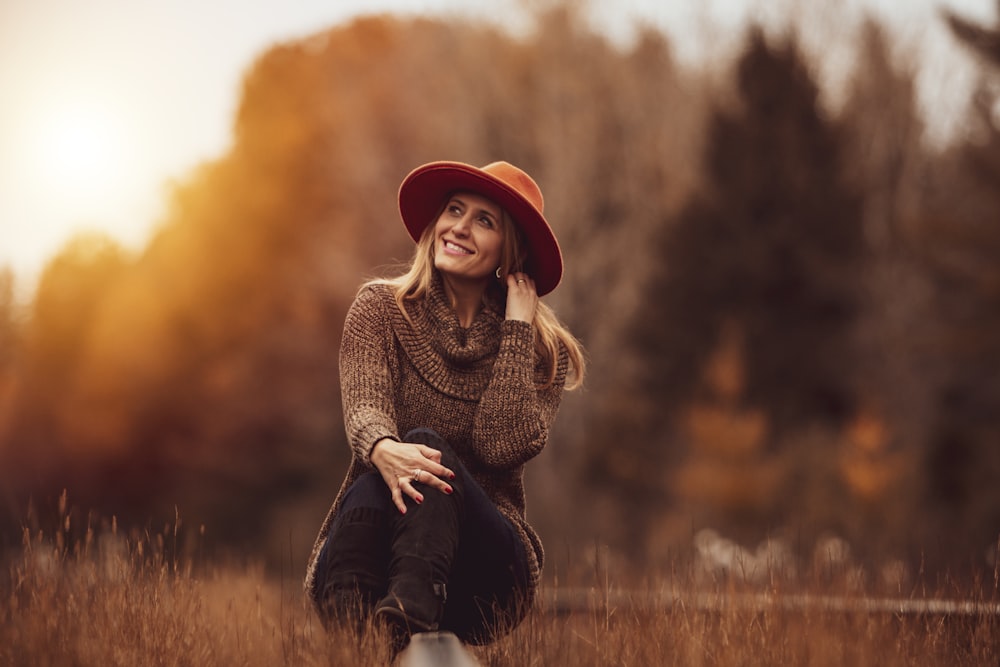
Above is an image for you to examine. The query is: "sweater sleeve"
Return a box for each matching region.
[339,286,400,465]
[471,319,567,469]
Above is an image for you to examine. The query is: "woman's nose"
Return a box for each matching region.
[451,215,472,235]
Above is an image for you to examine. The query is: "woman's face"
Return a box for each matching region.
[432,191,504,285]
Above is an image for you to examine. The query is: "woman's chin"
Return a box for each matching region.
[436,265,492,286]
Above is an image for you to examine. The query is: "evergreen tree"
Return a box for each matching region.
[593,27,865,556]
[655,27,864,430]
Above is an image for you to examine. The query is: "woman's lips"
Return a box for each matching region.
[442,239,473,256]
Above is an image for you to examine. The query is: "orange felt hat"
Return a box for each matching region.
[398,160,563,296]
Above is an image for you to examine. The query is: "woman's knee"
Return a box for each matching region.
[404,428,459,466]
[404,427,447,449]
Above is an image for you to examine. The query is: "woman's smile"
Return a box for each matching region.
[441,239,474,256]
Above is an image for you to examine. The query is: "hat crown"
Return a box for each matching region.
[481,161,544,214]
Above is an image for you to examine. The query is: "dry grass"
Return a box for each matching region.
[3,510,998,666]
[487,588,1000,666]
[2,519,400,666]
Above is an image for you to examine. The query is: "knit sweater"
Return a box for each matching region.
[304,272,569,600]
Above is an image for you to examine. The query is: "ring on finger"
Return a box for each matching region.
[412,469,421,483]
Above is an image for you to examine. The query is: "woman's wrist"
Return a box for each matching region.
[370,437,397,466]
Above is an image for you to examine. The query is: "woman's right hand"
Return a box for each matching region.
[505,272,538,323]
[370,438,456,514]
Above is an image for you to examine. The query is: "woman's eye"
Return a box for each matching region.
[478,216,494,228]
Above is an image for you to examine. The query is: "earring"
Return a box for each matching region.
[495,266,503,280]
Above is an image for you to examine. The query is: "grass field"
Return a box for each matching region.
[3,512,998,666]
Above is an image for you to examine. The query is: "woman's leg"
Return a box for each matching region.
[441,496,529,644]
[311,472,395,628]
[400,428,531,645]
[374,429,462,635]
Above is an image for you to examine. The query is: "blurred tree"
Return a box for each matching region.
[25,235,128,385]
[945,0,1000,62]
[590,27,865,559]
[837,18,933,556]
[1,235,128,490]
[0,267,17,530]
[842,18,923,251]
[0,267,17,444]
[0,267,15,374]
[914,3,1000,558]
[661,26,864,429]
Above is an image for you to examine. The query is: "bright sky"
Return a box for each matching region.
[0,0,996,302]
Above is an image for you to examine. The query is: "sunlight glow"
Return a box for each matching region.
[1,91,154,301]
[26,99,135,208]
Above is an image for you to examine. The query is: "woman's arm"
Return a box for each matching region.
[471,320,566,469]
[470,273,568,469]
[339,286,401,465]
[342,286,456,511]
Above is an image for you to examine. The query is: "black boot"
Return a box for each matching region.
[314,506,390,631]
[375,555,450,633]
[374,453,462,640]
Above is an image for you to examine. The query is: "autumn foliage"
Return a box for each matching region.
[1,6,999,583]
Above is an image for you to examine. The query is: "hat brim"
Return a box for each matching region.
[398,161,563,297]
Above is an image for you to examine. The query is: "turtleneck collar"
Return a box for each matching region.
[385,271,505,400]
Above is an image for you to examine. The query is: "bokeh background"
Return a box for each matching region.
[2,0,999,585]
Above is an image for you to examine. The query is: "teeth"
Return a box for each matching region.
[445,241,472,254]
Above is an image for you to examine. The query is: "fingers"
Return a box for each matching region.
[373,441,456,514]
[505,272,536,293]
[416,444,443,463]
[413,445,454,481]
[390,485,409,515]
[407,464,455,494]
[389,467,454,514]
[388,472,425,515]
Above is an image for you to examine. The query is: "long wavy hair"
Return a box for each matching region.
[369,201,585,390]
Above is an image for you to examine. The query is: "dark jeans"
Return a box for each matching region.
[312,428,531,644]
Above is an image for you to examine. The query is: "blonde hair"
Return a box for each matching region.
[369,202,585,390]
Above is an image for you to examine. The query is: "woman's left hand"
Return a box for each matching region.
[505,272,538,323]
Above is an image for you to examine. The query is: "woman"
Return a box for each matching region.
[304,160,585,647]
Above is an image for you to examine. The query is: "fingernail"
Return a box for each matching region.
[416,495,423,504]
[445,486,453,495]
[449,472,456,480]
